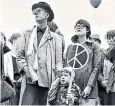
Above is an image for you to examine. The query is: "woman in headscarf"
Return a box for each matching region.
[65,19,101,105]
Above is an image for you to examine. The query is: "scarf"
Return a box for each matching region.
[26,26,38,82]
[27,26,37,57]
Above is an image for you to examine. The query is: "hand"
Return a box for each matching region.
[66,92,74,104]
[82,85,92,98]
[23,66,31,78]
[28,66,38,82]
[67,92,74,99]
[17,77,22,82]
[101,80,108,88]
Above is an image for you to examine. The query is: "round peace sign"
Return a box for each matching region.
[67,43,89,69]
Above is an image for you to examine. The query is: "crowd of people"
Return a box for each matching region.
[0,1,115,106]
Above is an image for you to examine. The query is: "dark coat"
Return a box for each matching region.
[66,41,101,98]
[97,51,105,83]
[106,45,115,92]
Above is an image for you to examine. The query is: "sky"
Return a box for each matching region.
[0,0,115,49]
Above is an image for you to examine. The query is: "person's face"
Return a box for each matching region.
[60,72,71,85]
[33,8,49,22]
[93,39,101,45]
[107,37,114,47]
[74,23,87,37]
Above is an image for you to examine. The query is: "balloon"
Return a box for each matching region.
[90,0,102,8]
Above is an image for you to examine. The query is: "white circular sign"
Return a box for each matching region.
[67,43,89,70]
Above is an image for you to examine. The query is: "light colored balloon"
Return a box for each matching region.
[90,0,102,8]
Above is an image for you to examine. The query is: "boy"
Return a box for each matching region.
[48,67,81,105]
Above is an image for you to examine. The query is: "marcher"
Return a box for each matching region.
[105,30,115,105]
[48,67,81,105]
[0,32,15,105]
[65,19,101,105]
[91,34,101,45]
[16,2,65,105]
[0,32,11,80]
[8,33,21,105]
[91,34,108,105]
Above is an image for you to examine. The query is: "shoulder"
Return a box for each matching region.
[92,42,100,51]
[51,31,64,38]
[21,28,34,38]
[67,44,73,48]
[19,29,34,42]
[66,44,74,51]
[50,31,64,44]
[86,40,100,50]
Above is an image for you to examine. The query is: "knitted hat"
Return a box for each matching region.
[75,19,91,30]
[72,19,91,43]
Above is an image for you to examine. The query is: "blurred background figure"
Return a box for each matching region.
[91,34,101,45]
[105,30,115,105]
[0,32,11,79]
[8,33,21,105]
[48,21,62,35]
[97,30,115,105]
[8,33,21,80]
[0,32,14,105]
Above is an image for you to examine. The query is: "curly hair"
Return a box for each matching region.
[105,29,115,40]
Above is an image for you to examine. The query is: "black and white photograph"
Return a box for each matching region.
[0,0,115,105]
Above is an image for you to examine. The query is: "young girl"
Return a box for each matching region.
[48,67,81,105]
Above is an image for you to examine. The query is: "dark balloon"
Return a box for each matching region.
[90,0,102,8]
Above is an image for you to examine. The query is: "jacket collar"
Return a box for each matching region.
[3,45,11,54]
[32,26,53,51]
[38,26,53,48]
[75,39,93,44]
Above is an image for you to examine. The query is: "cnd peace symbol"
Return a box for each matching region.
[67,43,89,70]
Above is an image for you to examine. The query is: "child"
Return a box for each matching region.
[48,67,81,105]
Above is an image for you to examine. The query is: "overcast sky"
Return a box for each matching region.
[1,0,115,49]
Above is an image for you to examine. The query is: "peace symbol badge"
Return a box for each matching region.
[67,43,89,69]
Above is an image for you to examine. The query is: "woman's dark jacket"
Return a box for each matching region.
[66,41,101,98]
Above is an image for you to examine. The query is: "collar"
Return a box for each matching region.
[76,39,93,44]
[37,27,46,33]
[59,83,69,88]
[3,45,11,54]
